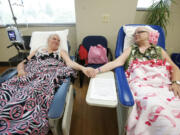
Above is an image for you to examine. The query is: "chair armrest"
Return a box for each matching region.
[70,56,75,61]
[171,53,180,68]
[0,68,18,83]
[75,47,80,62]
[48,78,71,119]
[115,66,134,107]
[107,48,113,61]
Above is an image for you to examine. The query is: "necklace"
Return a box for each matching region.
[139,45,151,54]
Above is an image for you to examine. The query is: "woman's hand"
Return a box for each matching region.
[170,83,180,98]
[17,69,27,77]
[82,67,96,78]
[95,68,99,75]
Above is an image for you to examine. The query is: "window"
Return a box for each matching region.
[137,0,161,10]
[0,0,76,25]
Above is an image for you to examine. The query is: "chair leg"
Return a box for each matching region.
[49,119,63,135]
[116,102,130,135]
[62,85,74,135]
[79,71,84,88]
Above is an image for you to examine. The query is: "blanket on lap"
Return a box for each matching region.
[0,51,76,135]
[126,59,180,135]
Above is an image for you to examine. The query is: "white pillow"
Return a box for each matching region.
[29,29,69,53]
[123,25,156,50]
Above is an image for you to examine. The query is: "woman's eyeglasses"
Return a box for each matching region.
[133,31,148,36]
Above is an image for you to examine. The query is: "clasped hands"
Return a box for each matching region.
[82,67,98,78]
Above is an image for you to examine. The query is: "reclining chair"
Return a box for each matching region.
[171,53,180,68]
[0,30,75,135]
[114,24,165,135]
[76,36,113,87]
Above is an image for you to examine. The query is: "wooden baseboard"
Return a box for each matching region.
[0,62,9,66]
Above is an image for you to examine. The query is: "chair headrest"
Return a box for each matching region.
[82,36,107,51]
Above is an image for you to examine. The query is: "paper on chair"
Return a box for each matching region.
[89,78,116,101]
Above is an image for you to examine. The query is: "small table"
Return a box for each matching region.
[86,71,117,108]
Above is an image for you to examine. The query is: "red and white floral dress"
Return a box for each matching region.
[125,45,180,135]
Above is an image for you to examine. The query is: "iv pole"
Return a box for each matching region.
[7,0,19,30]
[7,0,25,50]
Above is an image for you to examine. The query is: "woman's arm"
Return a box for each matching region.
[60,50,95,77]
[94,47,132,74]
[161,49,180,97]
[17,50,37,77]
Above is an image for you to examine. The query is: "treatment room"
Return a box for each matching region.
[0,0,180,135]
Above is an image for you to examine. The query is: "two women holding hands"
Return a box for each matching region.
[1,26,180,135]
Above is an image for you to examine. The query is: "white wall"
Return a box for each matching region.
[166,0,180,54]
[75,0,138,56]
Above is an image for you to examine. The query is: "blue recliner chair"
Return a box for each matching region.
[0,44,75,135]
[114,24,165,135]
[76,36,113,87]
[171,53,180,69]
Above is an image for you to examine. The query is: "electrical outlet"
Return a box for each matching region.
[102,14,110,23]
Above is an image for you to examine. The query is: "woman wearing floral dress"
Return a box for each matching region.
[93,27,180,135]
